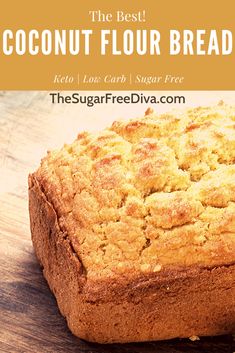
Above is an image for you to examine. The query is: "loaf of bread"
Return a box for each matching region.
[28,103,235,343]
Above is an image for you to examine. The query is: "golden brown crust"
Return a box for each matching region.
[29,174,235,343]
[33,104,235,278]
[29,104,235,342]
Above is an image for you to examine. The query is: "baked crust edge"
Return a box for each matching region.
[28,174,235,343]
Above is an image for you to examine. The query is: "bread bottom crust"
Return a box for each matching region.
[28,175,235,344]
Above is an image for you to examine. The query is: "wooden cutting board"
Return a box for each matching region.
[0,91,234,353]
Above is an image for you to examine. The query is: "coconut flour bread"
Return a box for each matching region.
[28,103,235,343]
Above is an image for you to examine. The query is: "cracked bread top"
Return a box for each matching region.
[34,103,235,279]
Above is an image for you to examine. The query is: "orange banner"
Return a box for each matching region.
[0,0,234,90]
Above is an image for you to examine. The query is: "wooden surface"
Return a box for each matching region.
[0,91,235,353]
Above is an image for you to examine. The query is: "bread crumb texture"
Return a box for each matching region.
[35,103,235,278]
[189,335,200,341]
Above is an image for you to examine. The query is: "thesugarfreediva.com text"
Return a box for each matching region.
[49,93,186,107]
